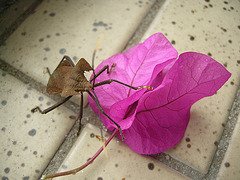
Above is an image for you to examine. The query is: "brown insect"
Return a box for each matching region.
[31,51,152,140]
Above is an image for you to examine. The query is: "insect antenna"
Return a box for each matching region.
[91,34,104,88]
[92,35,105,140]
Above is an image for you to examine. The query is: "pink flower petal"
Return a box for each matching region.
[89,33,178,130]
[119,52,231,154]
[89,33,230,155]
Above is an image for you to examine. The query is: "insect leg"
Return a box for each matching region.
[46,67,51,76]
[90,64,116,83]
[75,92,83,135]
[88,91,125,141]
[93,79,153,90]
[31,96,72,114]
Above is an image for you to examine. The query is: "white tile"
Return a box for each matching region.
[0,70,75,179]
[142,0,240,173]
[0,0,155,107]
[53,124,188,180]
[0,0,36,35]
[217,115,240,180]
[0,0,155,86]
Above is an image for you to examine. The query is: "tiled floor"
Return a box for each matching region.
[0,0,239,180]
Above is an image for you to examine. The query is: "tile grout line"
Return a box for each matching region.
[204,83,240,180]
[122,0,167,52]
[0,0,204,178]
[0,0,204,179]
[150,153,205,179]
[1,57,205,179]
[1,0,239,179]
[0,0,43,45]
[149,85,240,180]
[0,58,80,114]
[122,0,240,179]
[122,0,205,179]
[0,58,101,176]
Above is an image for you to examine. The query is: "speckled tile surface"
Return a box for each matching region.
[0,70,75,179]
[0,0,240,179]
[217,114,240,180]
[0,0,36,36]
[142,0,240,174]
[0,0,154,86]
[54,124,187,180]
[0,0,158,179]
[0,0,155,107]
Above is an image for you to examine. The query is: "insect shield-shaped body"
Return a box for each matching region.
[46,56,93,97]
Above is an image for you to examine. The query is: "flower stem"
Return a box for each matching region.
[41,128,119,179]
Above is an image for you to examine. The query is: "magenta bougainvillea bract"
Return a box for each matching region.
[88,33,231,154]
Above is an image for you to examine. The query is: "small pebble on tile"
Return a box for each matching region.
[4,167,10,173]
[73,56,78,61]
[224,162,230,167]
[148,162,154,170]
[207,52,212,56]
[44,47,50,52]
[7,151,12,156]
[23,176,30,180]
[171,40,176,45]
[59,48,66,54]
[93,21,108,27]
[189,35,195,41]
[38,96,44,101]
[28,129,36,136]
[35,169,40,173]
[220,27,227,32]
[90,133,95,138]
[69,115,76,119]
[21,32,26,36]
[61,164,68,169]
[49,12,55,17]
[1,100,7,106]
[24,94,28,98]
